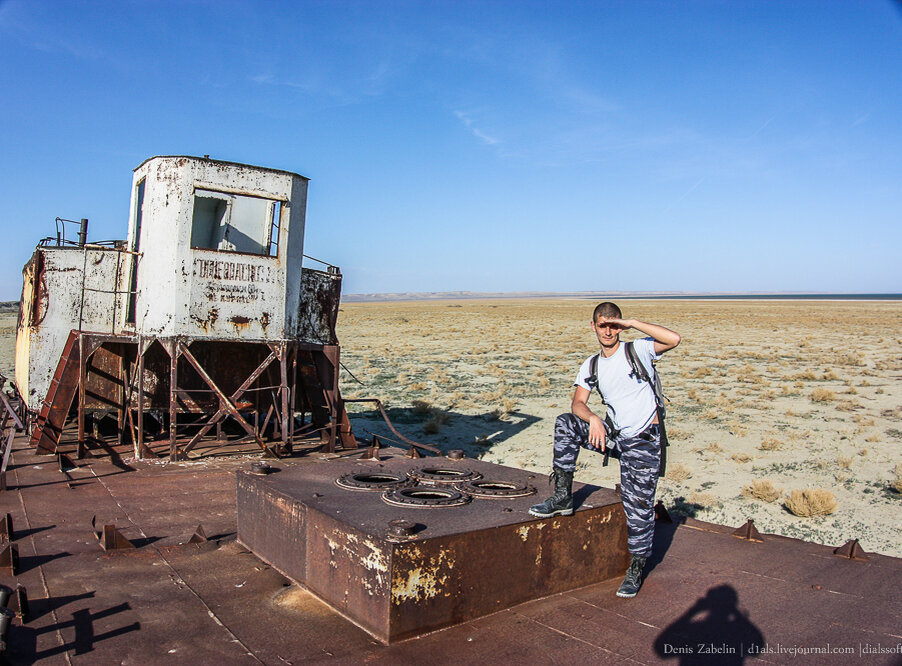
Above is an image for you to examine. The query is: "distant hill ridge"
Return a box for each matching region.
[342,291,900,302]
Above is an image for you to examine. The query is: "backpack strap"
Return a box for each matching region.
[585,353,619,467]
[624,341,670,477]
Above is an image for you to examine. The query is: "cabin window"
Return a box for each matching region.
[190,189,282,256]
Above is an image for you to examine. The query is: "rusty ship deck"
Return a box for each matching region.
[1,431,901,665]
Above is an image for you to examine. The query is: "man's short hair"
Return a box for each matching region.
[593,301,622,322]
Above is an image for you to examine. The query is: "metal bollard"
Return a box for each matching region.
[0,584,11,608]
[0,606,14,652]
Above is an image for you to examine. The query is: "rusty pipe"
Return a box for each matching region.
[78,218,88,246]
[343,398,442,455]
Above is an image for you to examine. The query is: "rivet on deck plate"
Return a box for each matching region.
[388,519,416,537]
[447,449,464,460]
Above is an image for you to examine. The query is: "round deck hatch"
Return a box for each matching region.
[336,472,410,491]
[456,479,536,499]
[408,467,482,486]
[382,486,471,508]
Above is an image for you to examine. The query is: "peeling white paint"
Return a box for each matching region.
[391,549,455,604]
[517,522,546,542]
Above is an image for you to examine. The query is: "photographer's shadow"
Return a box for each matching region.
[654,585,764,664]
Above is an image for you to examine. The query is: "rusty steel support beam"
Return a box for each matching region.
[163,339,179,461]
[278,343,289,452]
[117,345,126,448]
[320,345,341,452]
[77,336,86,458]
[179,343,266,453]
[136,339,145,459]
[289,347,297,444]
[181,350,278,456]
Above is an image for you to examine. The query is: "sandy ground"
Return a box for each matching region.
[4,298,901,557]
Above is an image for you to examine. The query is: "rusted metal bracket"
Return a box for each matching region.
[834,539,869,561]
[361,435,381,460]
[405,446,422,459]
[0,390,24,432]
[0,514,12,541]
[58,453,76,472]
[91,515,135,551]
[731,519,764,543]
[654,501,673,523]
[0,543,18,575]
[57,453,77,489]
[187,524,208,544]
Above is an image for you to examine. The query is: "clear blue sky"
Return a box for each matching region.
[2,0,901,299]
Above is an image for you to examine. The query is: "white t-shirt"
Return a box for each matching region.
[574,337,661,439]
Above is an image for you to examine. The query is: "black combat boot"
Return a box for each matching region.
[528,467,574,518]
[616,555,647,598]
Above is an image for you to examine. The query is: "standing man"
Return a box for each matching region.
[529,301,681,598]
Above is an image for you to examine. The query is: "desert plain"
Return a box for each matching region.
[2,298,900,557]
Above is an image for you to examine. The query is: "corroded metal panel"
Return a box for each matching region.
[15,247,124,410]
[297,268,341,345]
[236,456,629,644]
[236,473,308,577]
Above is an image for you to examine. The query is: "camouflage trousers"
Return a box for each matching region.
[552,413,661,557]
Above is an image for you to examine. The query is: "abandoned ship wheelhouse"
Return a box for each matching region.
[15,155,356,461]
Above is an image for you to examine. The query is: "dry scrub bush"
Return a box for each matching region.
[666,463,692,482]
[810,388,836,403]
[422,410,451,434]
[892,464,902,494]
[742,479,781,503]
[728,421,747,437]
[783,488,837,517]
[711,395,734,412]
[730,453,752,463]
[702,442,724,454]
[411,399,432,414]
[687,491,720,508]
[758,437,782,451]
[836,456,853,470]
[834,352,864,367]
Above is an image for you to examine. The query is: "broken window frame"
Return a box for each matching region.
[190,187,284,258]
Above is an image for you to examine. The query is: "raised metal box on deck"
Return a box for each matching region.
[237,455,629,644]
